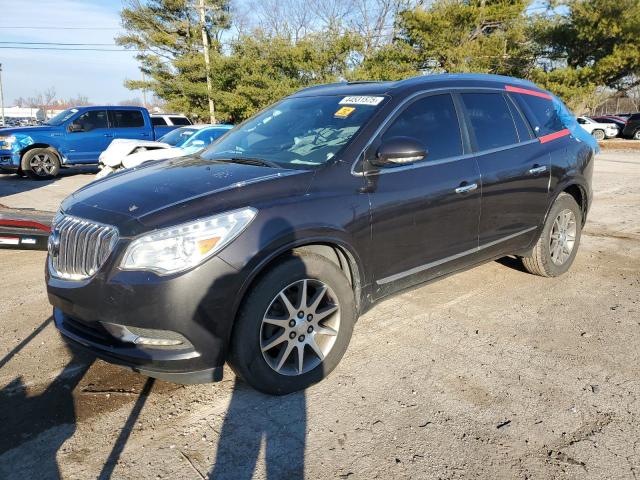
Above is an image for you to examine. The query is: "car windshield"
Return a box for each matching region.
[158,127,200,146]
[45,108,79,126]
[201,95,387,168]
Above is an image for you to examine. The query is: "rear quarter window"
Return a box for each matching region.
[515,95,565,136]
[169,116,191,126]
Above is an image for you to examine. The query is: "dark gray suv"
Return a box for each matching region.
[47,74,594,394]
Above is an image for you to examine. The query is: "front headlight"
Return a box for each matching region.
[0,135,16,149]
[120,207,257,275]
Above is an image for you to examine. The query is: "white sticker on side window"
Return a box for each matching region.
[339,96,384,106]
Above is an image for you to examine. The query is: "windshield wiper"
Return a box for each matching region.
[214,157,280,168]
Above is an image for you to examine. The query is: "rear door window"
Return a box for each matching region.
[460,93,519,151]
[381,94,463,162]
[111,110,145,128]
[515,95,565,136]
[505,95,533,141]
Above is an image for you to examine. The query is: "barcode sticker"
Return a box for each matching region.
[339,96,384,106]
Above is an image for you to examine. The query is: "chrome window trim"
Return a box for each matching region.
[351,86,540,177]
[375,226,537,285]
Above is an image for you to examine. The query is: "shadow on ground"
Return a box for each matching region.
[0,166,98,199]
[209,380,306,479]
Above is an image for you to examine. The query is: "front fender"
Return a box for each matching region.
[219,223,367,329]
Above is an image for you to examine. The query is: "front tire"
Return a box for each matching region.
[633,129,640,140]
[21,148,61,179]
[228,252,356,395]
[522,192,582,277]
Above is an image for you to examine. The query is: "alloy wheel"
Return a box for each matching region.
[30,153,56,177]
[549,208,577,265]
[260,278,340,376]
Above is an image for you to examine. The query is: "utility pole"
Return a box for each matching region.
[198,0,216,123]
[0,63,5,128]
[142,70,148,109]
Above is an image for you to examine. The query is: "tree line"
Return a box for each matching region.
[117,0,640,123]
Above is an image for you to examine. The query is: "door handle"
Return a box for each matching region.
[528,165,547,175]
[139,133,149,137]
[455,183,478,194]
[103,133,114,137]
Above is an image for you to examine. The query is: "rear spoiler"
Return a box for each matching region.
[0,208,53,250]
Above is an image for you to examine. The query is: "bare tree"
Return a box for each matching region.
[118,97,144,106]
[42,87,57,116]
[244,0,416,55]
[246,0,314,41]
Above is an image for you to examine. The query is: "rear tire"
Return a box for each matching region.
[228,252,356,395]
[633,129,640,140]
[522,192,582,277]
[591,129,605,141]
[21,148,61,179]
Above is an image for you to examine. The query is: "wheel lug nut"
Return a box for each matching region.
[289,320,296,327]
[307,314,313,321]
[298,335,305,342]
[289,332,296,339]
[307,326,313,333]
[297,311,304,319]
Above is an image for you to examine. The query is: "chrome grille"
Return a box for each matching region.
[49,215,118,280]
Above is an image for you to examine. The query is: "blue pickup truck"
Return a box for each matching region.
[0,106,188,179]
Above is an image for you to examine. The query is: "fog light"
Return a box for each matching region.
[134,336,183,346]
[102,322,184,346]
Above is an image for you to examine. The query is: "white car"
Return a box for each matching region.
[96,124,233,179]
[577,116,618,140]
[150,113,192,127]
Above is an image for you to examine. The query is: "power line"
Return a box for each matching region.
[0,41,118,46]
[0,46,135,52]
[0,26,120,30]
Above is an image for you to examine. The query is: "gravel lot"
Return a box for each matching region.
[0,150,639,479]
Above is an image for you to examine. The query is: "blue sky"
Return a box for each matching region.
[0,0,140,104]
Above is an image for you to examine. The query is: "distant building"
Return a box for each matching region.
[3,106,65,120]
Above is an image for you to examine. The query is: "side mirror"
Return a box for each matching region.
[68,123,83,133]
[374,137,427,166]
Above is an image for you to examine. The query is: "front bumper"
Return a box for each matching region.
[605,129,619,138]
[0,150,19,172]
[48,253,246,384]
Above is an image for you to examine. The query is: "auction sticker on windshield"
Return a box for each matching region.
[339,96,384,106]
[334,106,356,118]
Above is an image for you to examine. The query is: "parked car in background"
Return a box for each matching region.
[150,113,192,127]
[47,74,594,394]
[621,113,640,140]
[0,106,185,179]
[590,116,626,136]
[96,124,233,178]
[576,116,618,140]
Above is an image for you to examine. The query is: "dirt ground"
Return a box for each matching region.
[0,150,639,479]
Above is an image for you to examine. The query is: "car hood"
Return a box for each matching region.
[0,125,60,136]
[62,155,311,235]
[121,147,186,169]
[99,139,171,167]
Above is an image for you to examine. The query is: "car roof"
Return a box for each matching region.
[291,73,548,98]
